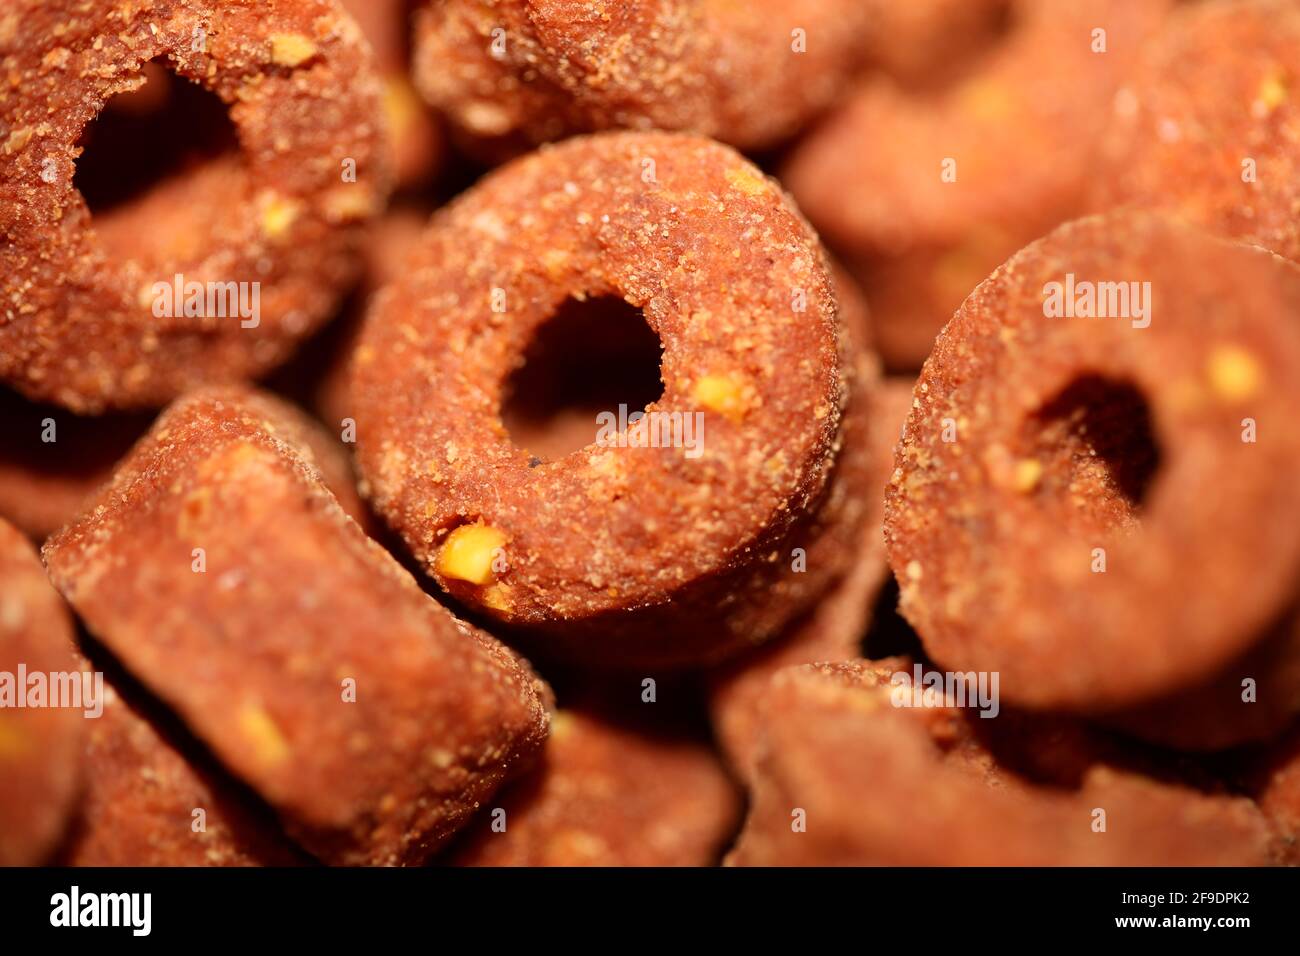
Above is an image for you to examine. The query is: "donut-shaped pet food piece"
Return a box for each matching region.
[0,0,392,411]
[353,132,865,668]
[883,213,1300,711]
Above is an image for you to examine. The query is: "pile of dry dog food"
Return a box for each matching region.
[2,0,1299,866]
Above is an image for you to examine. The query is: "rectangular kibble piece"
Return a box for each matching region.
[45,387,551,866]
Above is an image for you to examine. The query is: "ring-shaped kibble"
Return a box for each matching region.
[0,0,391,412]
[411,0,873,157]
[352,132,861,669]
[883,213,1300,711]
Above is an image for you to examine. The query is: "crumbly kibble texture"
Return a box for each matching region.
[411,0,872,156]
[352,131,864,668]
[43,387,553,866]
[883,212,1300,710]
[0,518,84,866]
[60,675,304,867]
[727,660,1284,866]
[782,0,1171,368]
[6,0,1300,873]
[1093,0,1300,263]
[0,0,392,412]
[449,708,741,866]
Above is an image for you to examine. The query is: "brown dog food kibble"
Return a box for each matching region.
[708,376,914,778]
[44,387,552,865]
[60,673,305,867]
[0,0,392,412]
[1102,607,1300,752]
[1251,727,1300,865]
[352,131,868,669]
[6,0,1300,875]
[884,212,1300,711]
[338,0,442,188]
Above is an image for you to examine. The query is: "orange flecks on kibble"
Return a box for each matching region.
[482,583,513,613]
[725,165,769,196]
[322,186,375,224]
[959,77,1015,121]
[383,74,421,135]
[270,33,319,68]
[693,372,752,422]
[3,127,33,154]
[437,522,507,586]
[0,716,29,758]
[177,486,213,539]
[1012,458,1043,493]
[549,710,575,740]
[1207,345,1264,401]
[1255,68,1289,114]
[260,192,302,239]
[238,704,291,768]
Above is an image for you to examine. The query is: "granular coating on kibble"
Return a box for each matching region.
[884,212,1300,711]
[44,387,553,866]
[0,0,392,412]
[411,0,872,157]
[352,131,862,669]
